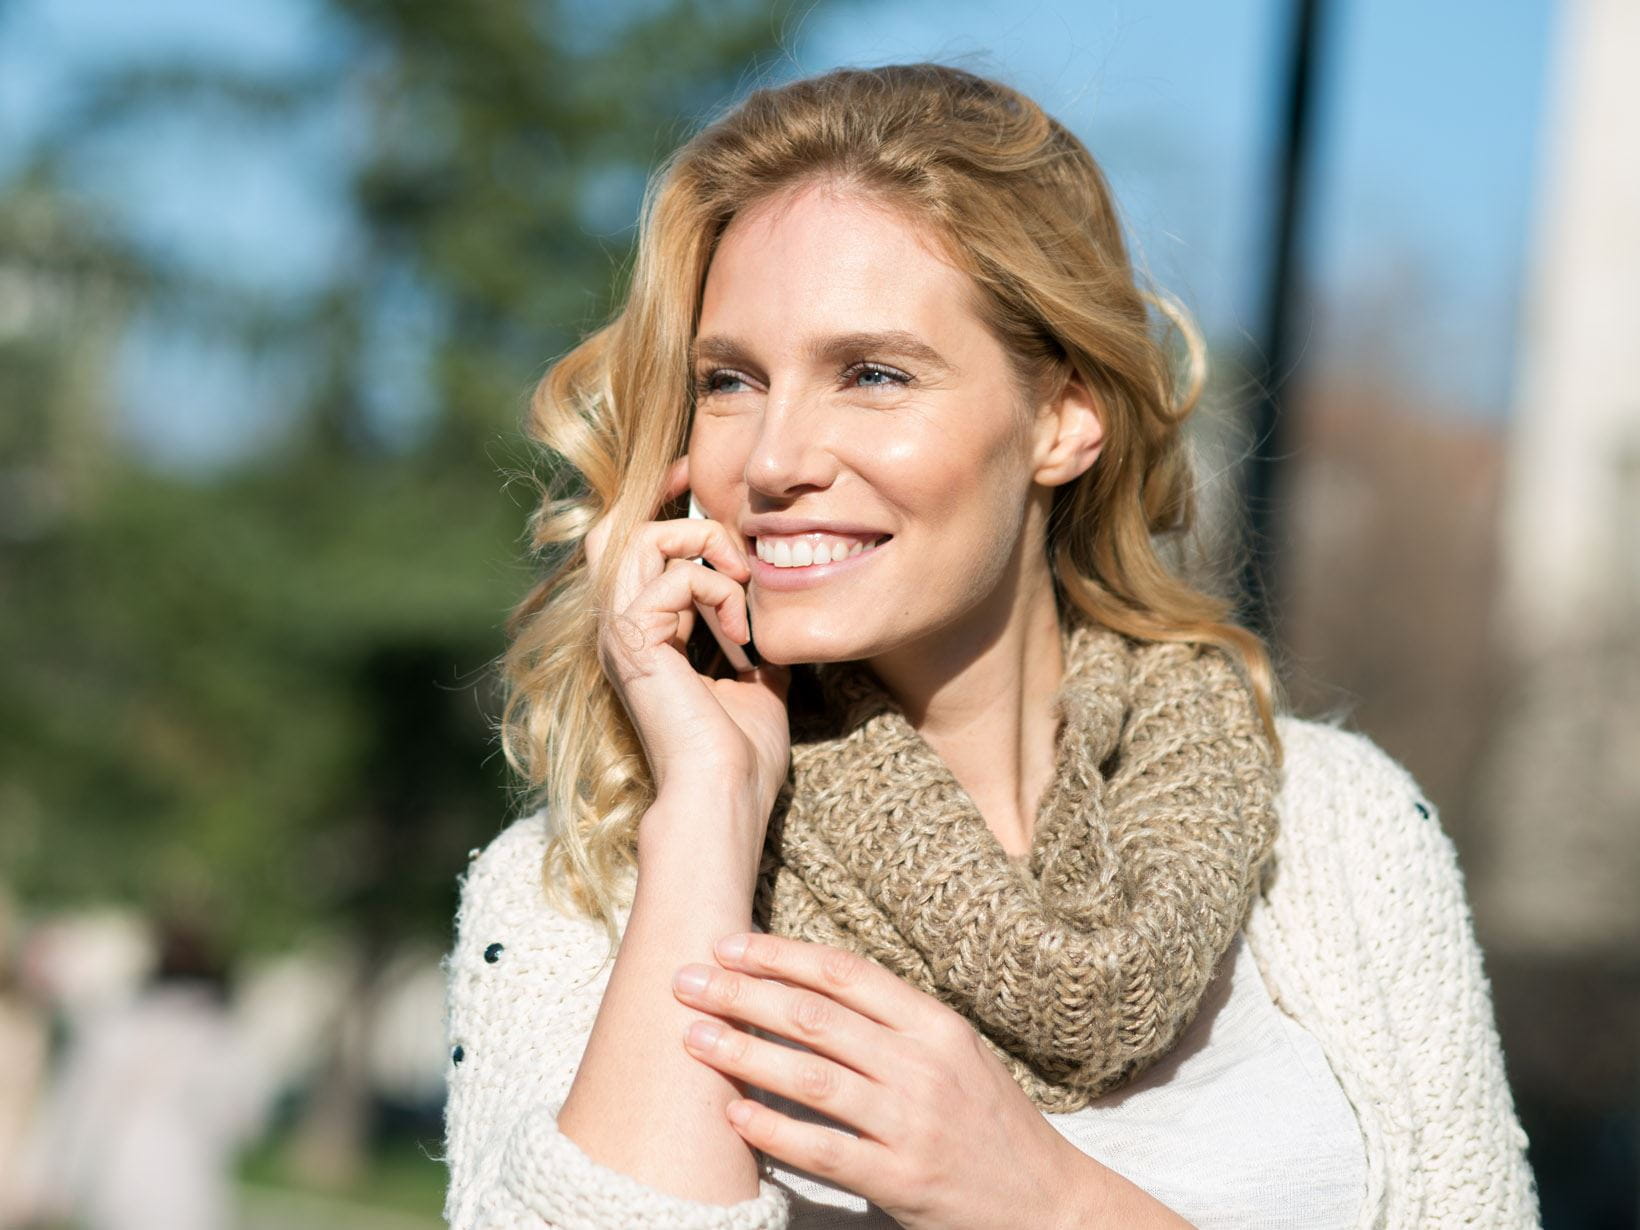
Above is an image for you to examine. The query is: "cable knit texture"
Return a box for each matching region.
[439,717,1540,1229]
[754,609,1280,1111]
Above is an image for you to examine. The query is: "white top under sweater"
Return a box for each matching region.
[439,715,1541,1229]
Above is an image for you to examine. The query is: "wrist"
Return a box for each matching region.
[651,766,776,819]
[1066,1148,1194,1229]
[638,793,768,895]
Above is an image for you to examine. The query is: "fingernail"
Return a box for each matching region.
[673,965,709,994]
[715,934,748,961]
[686,1020,722,1049]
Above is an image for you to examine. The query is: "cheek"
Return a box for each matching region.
[687,421,751,503]
[872,421,1026,533]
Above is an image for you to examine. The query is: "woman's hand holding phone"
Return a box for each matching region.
[688,489,761,674]
[583,457,791,855]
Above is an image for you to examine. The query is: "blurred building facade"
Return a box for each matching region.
[1461,0,1636,1215]
[1473,0,1640,966]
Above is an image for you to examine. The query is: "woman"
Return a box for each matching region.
[441,64,1538,1228]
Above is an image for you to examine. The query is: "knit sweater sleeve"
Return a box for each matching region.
[439,811,792,1230]
[1254,719,1541,1229]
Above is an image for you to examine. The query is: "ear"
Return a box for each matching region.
[665,454,691,503]
[1031,369,1104,488]
[656,453,691,519]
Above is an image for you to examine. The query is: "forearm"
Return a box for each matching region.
[556,796,765,1206]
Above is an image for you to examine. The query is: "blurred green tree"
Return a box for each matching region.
[3,0,805,949]
[0,2,807,1180]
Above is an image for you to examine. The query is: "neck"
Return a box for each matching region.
[865,541,1066,858]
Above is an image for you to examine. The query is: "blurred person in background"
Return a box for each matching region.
[10,911,272,1230]
[0,891,51,1230]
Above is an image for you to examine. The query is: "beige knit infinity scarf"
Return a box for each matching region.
[752,606,1281,1113]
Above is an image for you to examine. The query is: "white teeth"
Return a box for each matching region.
[755,534,886,568]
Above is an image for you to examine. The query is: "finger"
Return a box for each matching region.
[660,558,699,650]
[620,561,749,651]
[712,935,936,1035]
[630,517,751,581]
[681,1016,900,1159]
[585,458,719,580]
[672,962,900,1085]
[610,519,750,615]
[721,1094,896,1193]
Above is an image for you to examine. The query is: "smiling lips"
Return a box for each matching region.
[753,532,890,568]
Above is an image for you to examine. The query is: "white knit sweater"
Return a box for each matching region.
[439,716,1541,1228]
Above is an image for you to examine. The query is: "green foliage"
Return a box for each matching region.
[0,0,811,952]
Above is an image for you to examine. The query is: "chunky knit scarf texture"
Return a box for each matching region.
[752,606,1281,1113]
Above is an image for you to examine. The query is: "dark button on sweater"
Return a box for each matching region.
[484,942,504,964]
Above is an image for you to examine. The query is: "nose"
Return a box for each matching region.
[743,392,837,501]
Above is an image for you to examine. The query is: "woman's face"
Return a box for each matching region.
[687,180,1073,666]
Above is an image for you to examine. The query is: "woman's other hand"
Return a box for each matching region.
[584,455,792,833]
[669,932,1191,1230]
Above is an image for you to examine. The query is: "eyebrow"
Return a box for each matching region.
[688,329,954,375]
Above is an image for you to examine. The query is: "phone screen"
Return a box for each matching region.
[688,490,760,673]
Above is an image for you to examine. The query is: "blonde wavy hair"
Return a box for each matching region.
[498,62,1287,946]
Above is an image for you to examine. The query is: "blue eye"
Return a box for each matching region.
[694,371,747,396]
[848,363,910,388]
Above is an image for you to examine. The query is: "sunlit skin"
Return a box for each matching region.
[674,182,1191,1226]
[686,178,1104,856]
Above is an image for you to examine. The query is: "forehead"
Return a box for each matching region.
[696,182,982,344]
[719,179,943,252]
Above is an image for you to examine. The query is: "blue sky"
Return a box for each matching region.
[0,0,1557,469]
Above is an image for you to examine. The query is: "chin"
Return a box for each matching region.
[755,639,860,668]
[751,614,877,666]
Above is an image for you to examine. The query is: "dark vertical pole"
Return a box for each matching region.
[1239,0,1328,643]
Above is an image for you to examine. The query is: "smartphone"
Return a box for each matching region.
[687,490,761,673]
